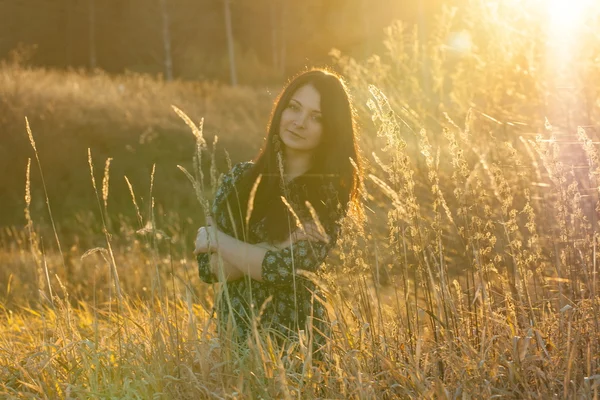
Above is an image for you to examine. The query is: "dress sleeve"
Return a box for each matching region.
[197,253,217,283]
[261,239,332,286]
[212,161,253,212]
[197,161,253,283]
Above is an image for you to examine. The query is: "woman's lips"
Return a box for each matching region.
[287,129,304,139]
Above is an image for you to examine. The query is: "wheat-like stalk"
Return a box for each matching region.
[280,195,303,233]
[124,176,143,226]
[246,174,262,227]
[102,157,113,212]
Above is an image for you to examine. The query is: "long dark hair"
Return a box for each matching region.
[226,68,363,242]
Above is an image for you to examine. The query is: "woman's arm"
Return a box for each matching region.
[199,235,286,282]
[197,161,254,283]
[200,250,266,283]
[208,253,244,281]
[209,231,270,282]
[195,222,330,283]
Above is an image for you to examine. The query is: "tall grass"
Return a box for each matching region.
[3,1,600,398]
[0,60,272,233]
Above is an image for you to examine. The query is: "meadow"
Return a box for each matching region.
[2,2,600,398]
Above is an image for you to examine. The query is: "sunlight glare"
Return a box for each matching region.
[548,0,590,31]
[448,31,472,54]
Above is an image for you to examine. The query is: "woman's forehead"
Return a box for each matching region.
[289,84,321,112]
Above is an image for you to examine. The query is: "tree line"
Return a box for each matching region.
[0,0,444,84]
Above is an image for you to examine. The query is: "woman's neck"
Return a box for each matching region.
[283,150,313,182]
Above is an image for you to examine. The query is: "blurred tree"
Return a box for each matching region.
[88,0,97,68]
[271,0,286,76]
[224,0,237,85]
[159,0,174,80]
[0,0,446,82]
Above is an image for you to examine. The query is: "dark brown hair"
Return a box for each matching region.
[226,68,363,242]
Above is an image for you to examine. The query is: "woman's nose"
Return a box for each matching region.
[293,113,308,128]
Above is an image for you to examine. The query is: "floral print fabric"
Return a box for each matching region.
[197,161,340,344]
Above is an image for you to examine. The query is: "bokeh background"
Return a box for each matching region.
[0,0,447,234]
[0,0,442,82]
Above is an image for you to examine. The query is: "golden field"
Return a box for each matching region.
[2,2,600,398]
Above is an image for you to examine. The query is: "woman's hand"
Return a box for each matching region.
[277,221,330,249]
[194,217,220,255]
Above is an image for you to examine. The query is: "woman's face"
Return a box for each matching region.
[279,84,323,155]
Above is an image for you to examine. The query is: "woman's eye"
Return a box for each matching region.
[312,115,322,122]
[287,103,298,110]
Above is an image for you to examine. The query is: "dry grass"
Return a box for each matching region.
[0,59,274,237]
[3,1,600,398]
[0,61,270,132]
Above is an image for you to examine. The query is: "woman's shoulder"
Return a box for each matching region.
[231,160,254,176]
[222,160,254,186]
[214,160,254,199]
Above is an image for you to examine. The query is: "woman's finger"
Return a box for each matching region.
[291,229,330,244]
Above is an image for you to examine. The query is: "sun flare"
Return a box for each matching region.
[548,0,590,31]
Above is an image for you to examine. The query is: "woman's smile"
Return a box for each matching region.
[286,129,305,140]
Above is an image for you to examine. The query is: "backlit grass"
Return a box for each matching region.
[2,1,600,398]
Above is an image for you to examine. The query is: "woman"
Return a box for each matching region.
[194,68,363,351]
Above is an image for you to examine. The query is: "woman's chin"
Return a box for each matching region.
[282,145,315,156]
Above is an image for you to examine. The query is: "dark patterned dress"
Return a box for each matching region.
[197,161,342,348]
